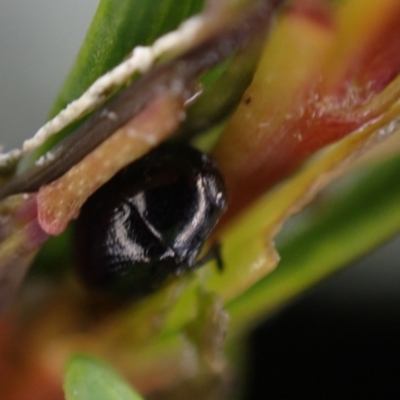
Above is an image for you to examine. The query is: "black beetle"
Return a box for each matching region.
[75,143,227,298]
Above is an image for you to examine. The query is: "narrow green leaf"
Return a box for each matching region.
[64,355,143,400]
[30,0,204,160]
[51,0,204,117]
[226,154,400,334]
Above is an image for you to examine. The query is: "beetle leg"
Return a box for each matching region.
[194,242,224,272]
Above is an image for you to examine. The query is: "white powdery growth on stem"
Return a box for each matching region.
[0,14,207,168]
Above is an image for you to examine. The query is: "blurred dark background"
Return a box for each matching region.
[245,238,400,399]
[1,2,400,398]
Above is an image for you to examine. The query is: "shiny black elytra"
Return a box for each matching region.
[75,143,227,299]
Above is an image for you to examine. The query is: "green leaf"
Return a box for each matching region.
[226,153,400,334]
[64,355,143,400]
[31,0,204,159]
[51,0,204,117]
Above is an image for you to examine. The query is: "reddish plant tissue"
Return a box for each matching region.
[350,13,400,95]
[213,2,400,223]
